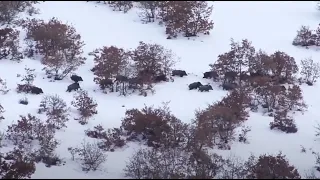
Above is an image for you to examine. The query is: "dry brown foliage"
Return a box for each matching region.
[158,1,214,38]
[91,42,176,96]
[121,103,188,148]
[269,51,298,83]
[0,28,22,61]
[247,152,301,179]
[132,41,176,78]
[193,90,250,150]
[22,17,86,79]
[90,46,130,90]
[0,148,36,179]
[0,1,38,25]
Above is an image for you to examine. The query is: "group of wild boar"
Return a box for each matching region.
[27,68,249,95]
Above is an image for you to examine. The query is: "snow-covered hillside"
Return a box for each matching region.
[1,1,320,178]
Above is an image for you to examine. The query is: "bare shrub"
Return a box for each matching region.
[108,1,133,13]
[121,103,188,148]
[254,82,283,112]
[315,122,320,137]
[5,114,56,151]
[292,26,316,47]
[300,145,306,153]
[247,152,301,179]
[6,114,38,146]
[0,78,9,94]
[0,27,22,61]
[33,130,60,167]
[0,1,38,25]
[71,90,98,125]
[68,141,107,172]
[159,1,214,38]
[0,103,4,121]
[218,155,248,179]
[124,147,188,179]
[38,95,70,129]
[137,1,161,23]
[0,148,36,179]
[270,109,298,133]
[124,147,225,179]
[312,151,320,172]
[21,66,36,85]
[238,125,251,143]
[85,125,126,152]
[0,131,5,147]
[22,17,86,79]
[282,85,307,112]
[300,57,320,84]
[16,84,32,94]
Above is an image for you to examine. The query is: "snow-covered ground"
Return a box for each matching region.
[1,1,320,178]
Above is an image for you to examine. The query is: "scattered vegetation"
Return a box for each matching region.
[22,17,86,80]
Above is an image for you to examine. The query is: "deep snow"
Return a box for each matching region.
[1,1,320,178]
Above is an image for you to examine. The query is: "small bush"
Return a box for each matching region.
[108,1,133,13]
[0,78,10,94]
[137,1,161,23]
[270,109,298,133]
[292,26,315,47]
[247,152,301,179]
[121,103,188,148]
[0,148,36,179]
[0,28,22,61]
[85,125,126,151]
[68,141,107,172]
[38,95,70,129]
[300,57,320,85]
[238,126,251,143]
[71,90,98,125]
[5,114,56,152]
[0,103,4,121]
[124,147,225,179]
[20,66,36,85]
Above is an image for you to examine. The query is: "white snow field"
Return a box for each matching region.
[1,1,320,179]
